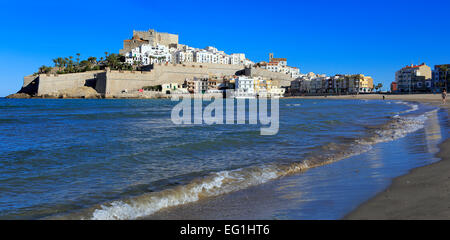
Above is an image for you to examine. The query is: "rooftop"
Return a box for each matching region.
[403,63,427,69]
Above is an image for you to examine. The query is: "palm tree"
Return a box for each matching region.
[376,83,383,92]
[106,53,120,69]
[53,59,58,67]
[104,52,109,59]
[38,65,51,74]
[76,53,81,65]
[88,56,97,64]
[58,57,65,68]
[61,58,67,68]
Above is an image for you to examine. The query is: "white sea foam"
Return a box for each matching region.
[88,106,432,220]
[395,101,419,114]
[373,115,427,144]
[90,167,280,220]
[286,104,301,107]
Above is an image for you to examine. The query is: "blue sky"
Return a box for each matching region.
[0,0,449,96]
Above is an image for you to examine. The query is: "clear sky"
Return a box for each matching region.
[1,0,449,96]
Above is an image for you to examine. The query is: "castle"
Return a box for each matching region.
[17,29,295,98]
[119,29,179,54]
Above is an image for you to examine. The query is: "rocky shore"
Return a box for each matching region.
[5,87,169,99]
[6,86,101,99]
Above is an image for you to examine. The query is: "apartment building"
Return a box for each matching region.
[432,64,450,92]
[395,63,432,93]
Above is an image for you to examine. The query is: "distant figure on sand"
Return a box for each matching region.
[442,89,447,104]
[382,95,385,100]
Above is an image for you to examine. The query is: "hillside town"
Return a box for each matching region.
[9,28,450,99]
[118,29,377,97]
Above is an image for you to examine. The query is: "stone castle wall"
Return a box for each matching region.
[156,32,178,46]
[245,67,293,87]
[37,71,104,96]
[120,30,179,55]
[132,30,178,47]
[18,75,40,95]
[103,64,210,97]
[25,63,293,97]
[23,75,38,87]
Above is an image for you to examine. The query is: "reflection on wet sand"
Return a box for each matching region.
[423,110,442,154]
[144,108,448,220]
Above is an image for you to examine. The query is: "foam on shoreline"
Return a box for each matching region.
[73,101,432,220]
[345,105,450,219]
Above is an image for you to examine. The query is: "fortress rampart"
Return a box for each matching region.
[21,63,293,98]
[245,67,293,87]
[36,71,104,96]
[98,63,244,97]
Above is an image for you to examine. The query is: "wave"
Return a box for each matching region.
[395,101,419,114]
[66,102,430,220]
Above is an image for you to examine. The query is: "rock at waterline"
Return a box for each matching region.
[5,93,31,99]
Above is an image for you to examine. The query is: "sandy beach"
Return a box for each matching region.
[300,94,450,219]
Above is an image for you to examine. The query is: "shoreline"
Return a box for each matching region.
[4,92,445,101]
[343,94,450,219]
[141,94,449,220]
[344,138,450,219]
[4,94,449,219]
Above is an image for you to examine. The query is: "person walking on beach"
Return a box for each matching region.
[442,89,447,104]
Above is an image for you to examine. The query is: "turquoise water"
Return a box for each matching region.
[0,98,445,219]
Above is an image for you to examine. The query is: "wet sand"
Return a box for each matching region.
[344,94,450,219]
[344,138,450,219]
[143,94,450,220]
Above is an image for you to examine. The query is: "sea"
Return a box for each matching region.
[0,98,448,220]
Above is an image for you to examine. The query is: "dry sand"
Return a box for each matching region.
[314,94,450,219]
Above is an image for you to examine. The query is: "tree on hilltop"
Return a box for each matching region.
[38,65,52,74]
[106,53,120,69]
[88,56,97,64]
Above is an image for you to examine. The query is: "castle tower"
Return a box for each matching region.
[119,29,179,54]
[269,53,273,62]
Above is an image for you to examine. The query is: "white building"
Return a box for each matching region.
[124,37,258,68]
[268,87,285,98]
[175,50,194,63]
[260,60,300,79]
[229,53,247,65]
[234,76,256,98]
[125,44,172,65]
[172,45,249,66]
[161,83,186,94]
[243,59,254,66]
[193,49,231,65]
[287,67,300,79]
[291,73,327,93]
